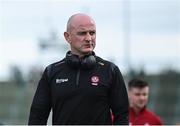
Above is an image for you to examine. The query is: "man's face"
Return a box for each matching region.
[128,86,149,110]
[64,17,96,56]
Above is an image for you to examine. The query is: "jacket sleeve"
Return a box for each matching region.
[28,67,52,125]
[109,64,129,125]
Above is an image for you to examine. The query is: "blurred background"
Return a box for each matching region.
[0,0,180,124]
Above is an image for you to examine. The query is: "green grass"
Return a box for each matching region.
[0,82,36,124]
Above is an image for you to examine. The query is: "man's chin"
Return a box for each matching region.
[82,49,93,54]
[137,104,146,109]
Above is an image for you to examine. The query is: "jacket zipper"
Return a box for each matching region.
[76,69,80,85]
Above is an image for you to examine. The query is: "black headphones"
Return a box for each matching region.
[65,51,96,70]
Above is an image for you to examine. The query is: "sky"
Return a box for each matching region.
[0,0,180,80]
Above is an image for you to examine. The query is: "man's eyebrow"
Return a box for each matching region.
[77,30,96,33]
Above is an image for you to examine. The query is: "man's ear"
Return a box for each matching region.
[64,32,71,44]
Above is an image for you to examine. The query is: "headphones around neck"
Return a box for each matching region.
[65,51,96,70]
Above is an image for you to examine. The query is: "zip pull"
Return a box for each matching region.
[76,69,80,85]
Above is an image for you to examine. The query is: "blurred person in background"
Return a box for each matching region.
[28,13,129,125]
[128,78,163,125]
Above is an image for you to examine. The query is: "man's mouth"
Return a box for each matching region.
[84,44,92,48]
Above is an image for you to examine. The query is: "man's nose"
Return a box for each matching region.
[140,95,146,100]
[85,33,92,41]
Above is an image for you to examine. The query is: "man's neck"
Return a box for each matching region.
[131,106,143,115]
[70,51,92,58]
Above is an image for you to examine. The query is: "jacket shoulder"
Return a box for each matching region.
[46,59,66,78]
[145,108,163,124]
[48,59,65,67]
[96,56,119,70]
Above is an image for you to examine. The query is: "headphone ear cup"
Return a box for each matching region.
[65,52,80,69]
[81,55,96,69]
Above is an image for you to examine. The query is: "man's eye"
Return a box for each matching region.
[135,93,140,96]
[143,93,147,96]
[77,32,87,35]
[89,31,96,35]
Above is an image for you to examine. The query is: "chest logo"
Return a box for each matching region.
[56,78,68,84]
[91,76,99,86]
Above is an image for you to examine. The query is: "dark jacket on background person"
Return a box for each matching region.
[28,53,129,125]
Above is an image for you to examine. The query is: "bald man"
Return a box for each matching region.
[28,13,129,125]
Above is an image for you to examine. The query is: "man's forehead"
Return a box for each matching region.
[73,20,95,28]
[76,25,96,30]
[130,87,149,92]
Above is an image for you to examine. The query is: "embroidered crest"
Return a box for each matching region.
[91,76,99,86]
